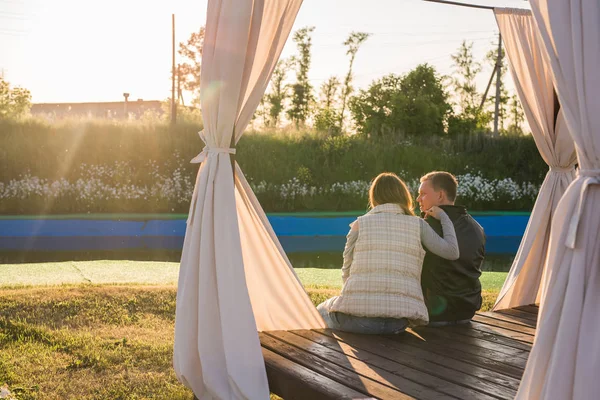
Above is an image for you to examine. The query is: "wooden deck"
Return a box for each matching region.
[260,305,539,399]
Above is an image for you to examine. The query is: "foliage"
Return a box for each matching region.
[0,77,31,120]
[287,26,316,128]
[265,59,292,128]
[339,32,371,131]
[177,27,205,106]
[507,94,526,135]
[314,107,341,136]
[350,65,451,138]
[158,99,203,124]
[451,40,482,113]
[314,77,342,135]
[0,119,548,214]
[449,41,491,132]
[320,77,340,109]
[350,74,402,137]
[395,64,452,136]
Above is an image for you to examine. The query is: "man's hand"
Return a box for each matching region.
[424,206,444,220]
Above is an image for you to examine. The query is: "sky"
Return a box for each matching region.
[0,0,530,104]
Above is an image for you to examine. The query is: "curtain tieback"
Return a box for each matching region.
[190,146,236,164]
[565,169,600,249]
[186,131,237,225]
[550,165,575,173]
[190,130,237,164]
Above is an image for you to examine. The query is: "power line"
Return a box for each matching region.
[423,0,494,10]
[315,29,498,37]
[310,36,497,48]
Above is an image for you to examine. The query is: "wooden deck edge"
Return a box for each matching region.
[262,347,375,400]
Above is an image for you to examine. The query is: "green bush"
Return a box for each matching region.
[349,65,451,138]
[0,119,548,214]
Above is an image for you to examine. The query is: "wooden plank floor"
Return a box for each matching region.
[261,305,538,400]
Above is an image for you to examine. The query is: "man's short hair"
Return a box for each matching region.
[420,171,458,202]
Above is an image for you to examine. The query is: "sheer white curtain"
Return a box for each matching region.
[173,1,325,399]
[517,1,600,399]
[493,8,576,311]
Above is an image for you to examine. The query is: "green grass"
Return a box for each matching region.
[0,286,191,400]
[0,260,506,292]
[0,261,508,399]
[296,268,506,291]
[0,261,181,288]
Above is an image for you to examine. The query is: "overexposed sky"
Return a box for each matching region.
[0,0,530,103]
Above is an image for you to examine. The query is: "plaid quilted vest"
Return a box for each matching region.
[327,203,429,326]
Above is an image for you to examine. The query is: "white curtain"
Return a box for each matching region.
[173,1,325,399]
[493,8,576,311]
[517,1,600,399]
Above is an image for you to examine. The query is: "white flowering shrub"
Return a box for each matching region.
[248,172,540,212]
[0,164,540,214]
[0,160,195,214]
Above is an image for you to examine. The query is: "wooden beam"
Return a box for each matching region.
[423,0,495,11]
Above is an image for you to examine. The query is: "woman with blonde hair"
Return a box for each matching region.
[317,172,459,334]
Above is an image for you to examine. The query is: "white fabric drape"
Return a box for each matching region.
[234,163,326,331]
[493,9,576,310]
[173,1,325,399]
[517,1,600,399]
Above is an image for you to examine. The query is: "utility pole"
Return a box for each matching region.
[423,1,520,136]
[493,32,503,136]
[479,63,497,110]
[171,14,177,125]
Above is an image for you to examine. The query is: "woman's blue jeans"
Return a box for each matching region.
[317,303,409,335]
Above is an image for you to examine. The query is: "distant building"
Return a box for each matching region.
[31,99,163,119]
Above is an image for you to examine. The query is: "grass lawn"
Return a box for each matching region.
[0,260,507,292]
[0,261,508,399]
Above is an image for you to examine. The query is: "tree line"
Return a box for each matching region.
[176,26,526,138]
[1,26,526,138]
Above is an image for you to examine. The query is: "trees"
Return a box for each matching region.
[265,59,291,128]
[287,26,315,128]
[507,94,526,135]
[349,64,451,138]
[451,41,481,114]
[448,40,492,134]
[320,77,340,109]
[339,32,371,132]
[0,77,31,120]
[314,77,341,135]
[350,74,401,137]
[397,64,452,136]
[177,27,205,106]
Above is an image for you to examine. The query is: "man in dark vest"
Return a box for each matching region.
[417,171,485,326]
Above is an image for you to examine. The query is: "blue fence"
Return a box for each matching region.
[0,214,529,254]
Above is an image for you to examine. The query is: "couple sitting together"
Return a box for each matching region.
[318,171,486,334]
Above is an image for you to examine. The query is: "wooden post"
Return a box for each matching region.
[423,0,494,11]
[171,14,177,125]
